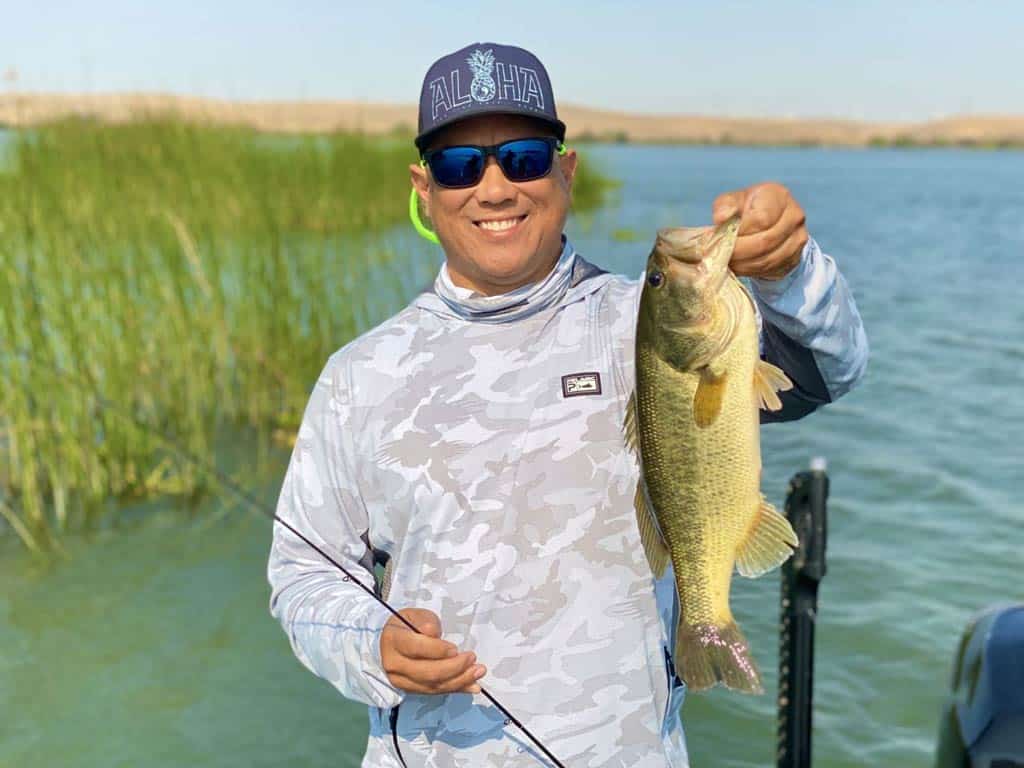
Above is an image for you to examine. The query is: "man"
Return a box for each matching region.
[268,42,867,767]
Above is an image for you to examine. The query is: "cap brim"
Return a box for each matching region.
[415,110,567,151]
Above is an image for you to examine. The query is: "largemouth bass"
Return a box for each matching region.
[625,217,798,694]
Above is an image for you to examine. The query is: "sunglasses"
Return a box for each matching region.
[421,137,567,189]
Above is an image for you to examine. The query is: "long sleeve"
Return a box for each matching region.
[752,236,869,423]
[267,354,404,709]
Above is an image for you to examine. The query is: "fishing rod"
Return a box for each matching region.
[2,349,567,768]
[776,458,829,768]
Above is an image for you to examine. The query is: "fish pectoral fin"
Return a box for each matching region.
[634,480,670,578]
[693,366,728,428]
[753,359,793,412]
[735,494,799,577]
[623,391,639,455]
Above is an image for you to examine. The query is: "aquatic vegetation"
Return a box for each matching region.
[611,227,641,242]
[0,119,614,551]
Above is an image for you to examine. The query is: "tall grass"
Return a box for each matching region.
[0,119,614,552]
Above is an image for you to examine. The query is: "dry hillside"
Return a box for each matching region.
[1,92,1022,147]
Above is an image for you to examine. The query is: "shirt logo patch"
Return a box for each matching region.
[561,372,602,398]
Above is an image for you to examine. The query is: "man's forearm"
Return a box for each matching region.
[268,528,404,709]
[267,356,406,709]
[753,237,869,423]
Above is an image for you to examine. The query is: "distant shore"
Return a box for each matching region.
[1,92,1023,148]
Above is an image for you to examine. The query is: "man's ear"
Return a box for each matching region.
[409,161,431,215]
[558,149,578,190]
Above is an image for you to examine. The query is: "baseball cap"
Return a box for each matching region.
[414,42,566,151]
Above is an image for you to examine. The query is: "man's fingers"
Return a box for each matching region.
[386,624,459,660]
[407,651,477,686]
[453,663,487,694]
[732,225,808,279]
[380,607,487,695]
[712,189,746,224]
[731,201,805,262]
[388,659,486,695]
[735,183,788,236]
[386,649,475,686]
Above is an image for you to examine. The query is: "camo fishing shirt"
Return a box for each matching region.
[267,236,868,767]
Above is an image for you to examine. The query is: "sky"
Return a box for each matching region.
[2,0,1021,122]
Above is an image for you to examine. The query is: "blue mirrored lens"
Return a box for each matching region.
[428,148,485,188]
[426,139,557,188]
[497,139,554,182]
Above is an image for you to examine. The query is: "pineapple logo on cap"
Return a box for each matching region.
[467,49,496,102]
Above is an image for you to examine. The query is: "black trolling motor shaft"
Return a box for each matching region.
[3,350,567,768]
[777,458,829,768]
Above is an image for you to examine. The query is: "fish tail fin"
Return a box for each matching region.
[674,618,763,694]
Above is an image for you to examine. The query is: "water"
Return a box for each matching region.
[2,145,1022,768]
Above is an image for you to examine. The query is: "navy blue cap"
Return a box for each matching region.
[415,42,566,151]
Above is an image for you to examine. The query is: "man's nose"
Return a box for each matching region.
[475,157,516,204]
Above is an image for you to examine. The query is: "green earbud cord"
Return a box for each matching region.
[409,190,441,245]
[409,144,568,245]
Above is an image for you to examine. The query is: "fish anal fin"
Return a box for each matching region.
[735,494,799,578]
[674,619,763,694]
[753,359,793,412]
[693,367,728,428]
[634,480,669,578]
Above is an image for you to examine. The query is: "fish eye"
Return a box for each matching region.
[647,271,664,288]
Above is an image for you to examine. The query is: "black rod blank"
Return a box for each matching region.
[777,459,829,768]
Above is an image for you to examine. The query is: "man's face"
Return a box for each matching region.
[410,114,578,296]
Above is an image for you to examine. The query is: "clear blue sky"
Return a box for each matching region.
[3,0,1021,121]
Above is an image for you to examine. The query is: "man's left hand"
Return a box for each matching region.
[712,182,808,281]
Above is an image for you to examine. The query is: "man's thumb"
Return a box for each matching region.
[400,607,443,637]
[712,191,743,224]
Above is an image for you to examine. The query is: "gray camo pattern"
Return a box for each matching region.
[267,237,867,767]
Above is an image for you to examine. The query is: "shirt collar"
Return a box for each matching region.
[432,238,577,324]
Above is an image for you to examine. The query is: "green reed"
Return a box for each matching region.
[0,119,613,552]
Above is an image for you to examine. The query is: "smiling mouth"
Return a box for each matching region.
[475,214,527,233]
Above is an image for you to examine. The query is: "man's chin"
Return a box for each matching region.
[459,253,542,294]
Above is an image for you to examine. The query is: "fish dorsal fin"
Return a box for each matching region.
[634,479,670,578]
[624,390,639,455]
[753,359,793,412]
[693,365,728,428]
[735,494,799,577]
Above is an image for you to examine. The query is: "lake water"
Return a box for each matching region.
[2,144,1023,768]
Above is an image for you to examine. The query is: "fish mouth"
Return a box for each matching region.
[655,217,740,272]
[656,227,706,264]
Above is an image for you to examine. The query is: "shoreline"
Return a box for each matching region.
[1,92,1023,149]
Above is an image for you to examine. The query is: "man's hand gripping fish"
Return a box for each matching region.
[626,216,799,694]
